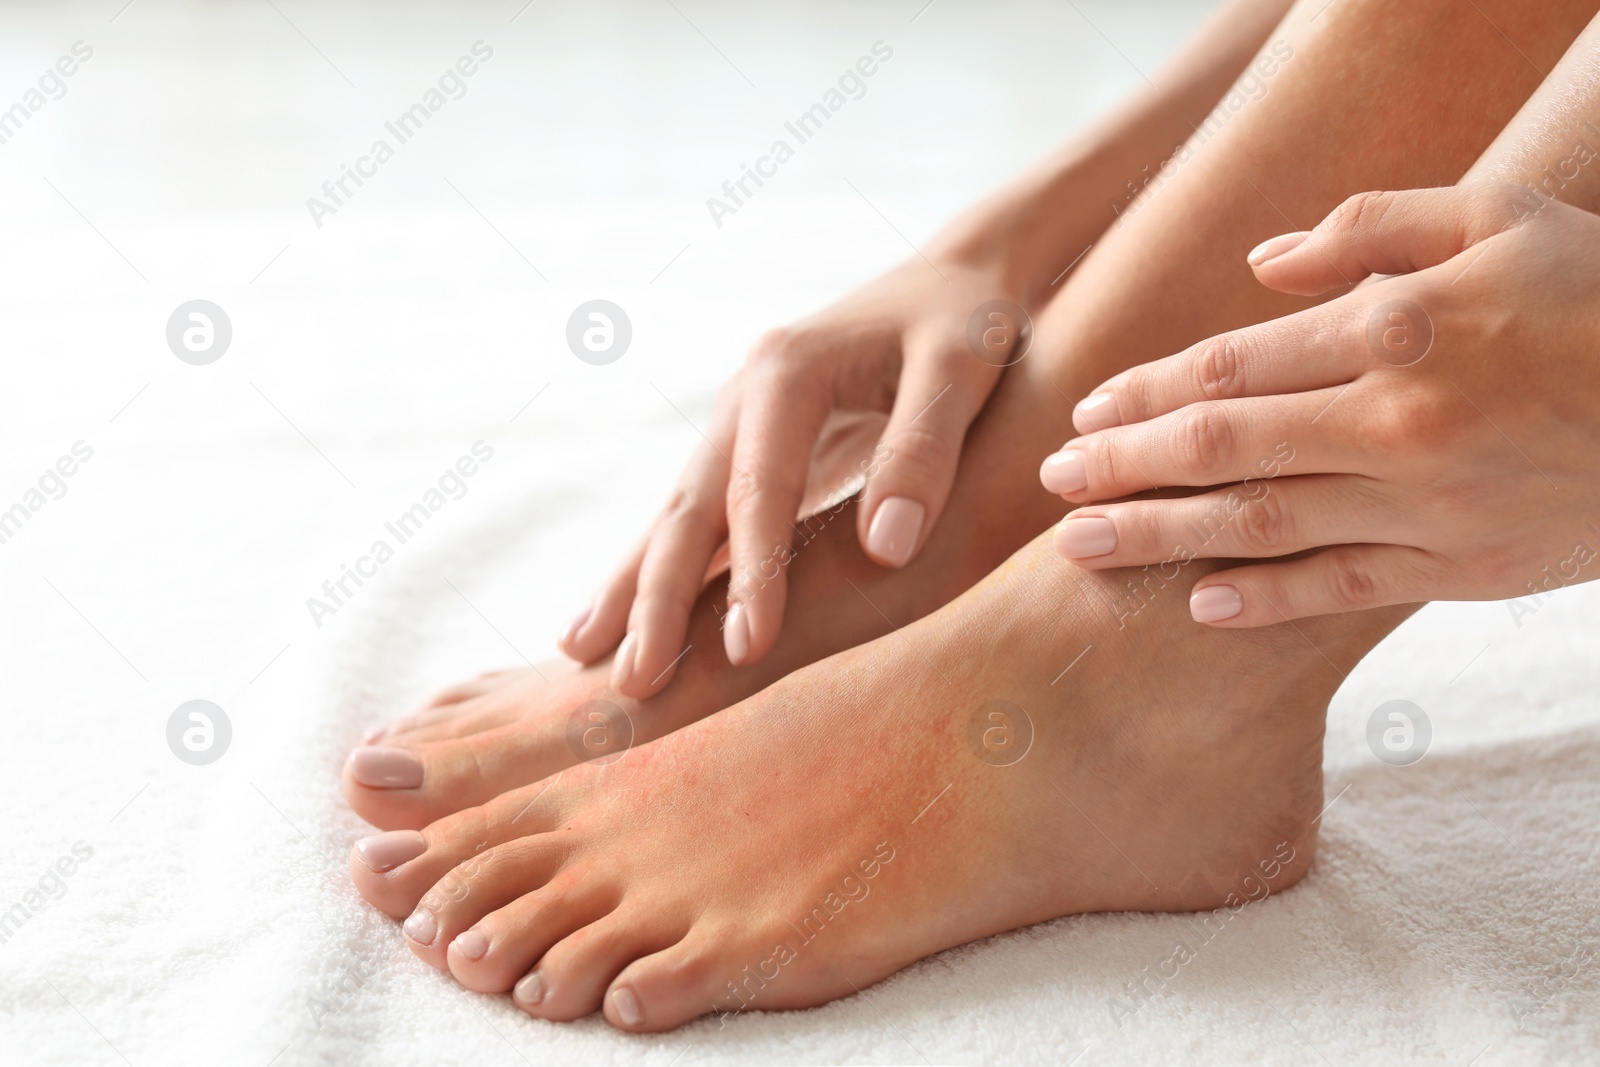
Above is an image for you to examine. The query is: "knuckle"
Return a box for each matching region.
[1326,551,1379,610]
[1191,336,1249,401]
[724,471,764,517]
[748,327,799,366]
[1234,490,1295,554]
[1173,405,1236,478]
[660,486,718,529]
[1369,382,1451,451]
[883,423,958,483]
[1084,437,1129,493]
[1327,189,1391,237]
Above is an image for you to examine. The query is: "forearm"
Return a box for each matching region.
[1466,9,1600,211]
[934,0,1295,305]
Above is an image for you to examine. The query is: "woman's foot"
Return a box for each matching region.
[348,533,1378,1030]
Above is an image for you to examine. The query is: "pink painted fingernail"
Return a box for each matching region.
[562,605,593,648]
[611,631,639,690]
[360,725,388,745]
[1054,517,1118,559]
[723,601,750,666]
[352,830,426,873]
[1039,450,1087,494]
[1072,393,1121,434]
[612,986,643,1026]
[866,496,926,568]
[452,929,489,961]
[347,746,424,789]
[1190,585,1244,622]
[514,971,546,1006]
[1247,230,1310,266]
[403,909,437,946]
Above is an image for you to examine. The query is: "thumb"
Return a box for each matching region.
[857,333,1000,568]
[1247,185,1526,296]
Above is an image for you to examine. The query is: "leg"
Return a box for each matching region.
[342,0,1593,832]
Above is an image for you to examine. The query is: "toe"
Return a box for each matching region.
[342,723,578,831]
[444,871,619,993]
[349,778,575,917]
[604,930,730,1032]
[400,835,579,972]
[513,910,690,1022]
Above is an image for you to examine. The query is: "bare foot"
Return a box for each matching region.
[348,533,1371,1029]
[342,359,1077,831]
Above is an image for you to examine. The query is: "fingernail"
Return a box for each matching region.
[360,725,388,745]
[1054,517,1118,559]
[347,746,424,789]
[562,604,593,648]
[866,496,926,568]
[1190,584,1244,622]
[1072,393,1121,435]
[514,971,546,1006]
[1039,450,1088,494]
[723,600,750,666]
[452,928,489,962]
[612,986,643,1026]
[352,830,426,873]
[1247,230,1310,266]
[611,631,639,690]
[403,909,437,946]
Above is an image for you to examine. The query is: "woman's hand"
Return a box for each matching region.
[1038,185,1600,626]
[566,249,1029,697]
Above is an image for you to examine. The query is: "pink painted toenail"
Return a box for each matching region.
[611,986,643,1026]
[347,746,424,789]
[1190,584,1244,623]
[452,928,489,961]
[514,971,546,1006]
[723,600,749,666]
[403,909,437,946]
[352,830,426,873]
[1072,393,1122,434]
[866,496,926,568]
[1054,517,1118,559]
[361,725,388,745]
[1039,450,1087,494]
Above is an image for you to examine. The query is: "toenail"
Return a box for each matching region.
[723,600,750,665]
[402,909,437,946]
[361,725,388,745]
[866,496,926,568]
[513,971,546,1006]
[347,746,424,789]
[611,986,643,1027]
[1190,584,1244,623]
[1072,392,1122,434]
[352,830,426,873]
[452,928,489,961]
[1039,450,1088,495]
[1054,516,1118,559]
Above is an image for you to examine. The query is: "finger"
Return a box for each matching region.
[723,362,833,667]
[612,436,732,698]
[1053,475,1388,570]
[1248,186,1524,296]
[1187,544,1442,627]
[560,540,642,665]
[1069,305,1366,435]
[858,332,1000,568]
[1044,388,1347,503]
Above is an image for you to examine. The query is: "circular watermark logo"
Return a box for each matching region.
[965,300,1032,368]
[166,300,232,365]
[167,699,232,765]
[566,300,631,365]
[1366,699,1431,766]
[966,699,1033,767]
[565,698,634,765]
[1365,298,1433,367]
